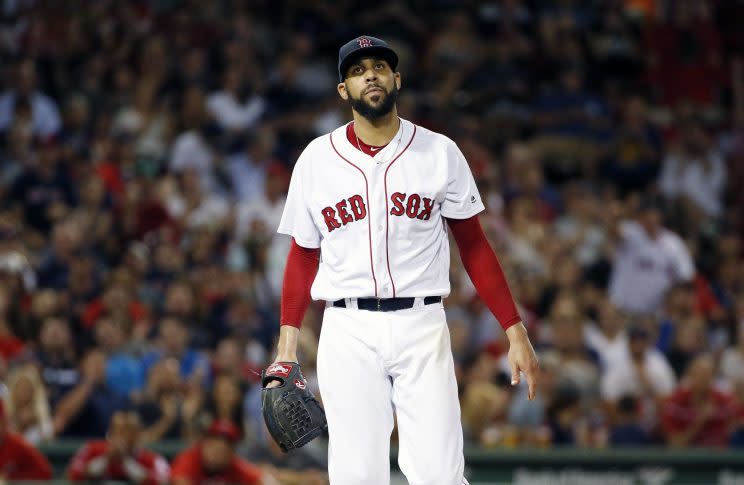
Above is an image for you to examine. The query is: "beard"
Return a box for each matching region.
[347,84,398,121]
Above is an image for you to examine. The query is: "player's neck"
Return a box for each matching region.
[352,109,400,146]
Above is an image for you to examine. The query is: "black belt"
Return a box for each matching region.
[332,296,441,312]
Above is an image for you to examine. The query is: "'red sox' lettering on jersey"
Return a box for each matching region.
[389,192,434,220]
[322,194,367,232]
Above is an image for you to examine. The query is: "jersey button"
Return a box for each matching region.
[377,225,383,231]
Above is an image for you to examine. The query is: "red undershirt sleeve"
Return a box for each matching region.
[447,215,522,331]
[280,238,321,328]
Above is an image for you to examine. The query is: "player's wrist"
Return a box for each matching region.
[505,322,529,343]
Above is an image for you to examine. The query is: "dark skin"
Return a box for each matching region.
[336,57,401,147]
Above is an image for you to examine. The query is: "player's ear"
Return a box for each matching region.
[394,72,401,90]
[337,82,349,101]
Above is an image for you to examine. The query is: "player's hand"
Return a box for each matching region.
[265,356,298,389]
[505,322,539,400]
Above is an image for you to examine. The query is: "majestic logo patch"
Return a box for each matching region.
[358,37,372,48]
[294,379,307,390]
[470,195,477,204]
[267,363,292,378]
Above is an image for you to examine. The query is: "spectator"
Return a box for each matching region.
[665,316,707,379]
[53,350,129,438]
[94,316,145,399]
[10,148,76,235]
[600,325,676,429]
[0,59,62,137]
[137,358,203,444]
[608,198,695,315]
[0,286,25,363]
[0,399,53,481]
[171,420,277,485]
[233,161,289,244]
[600,96,661,195]
[554,183,606,268]
[169,86,218,194]
[544,294,600,401]
[207,65,266,132]
[659,115,726,222]
[545,385,586,446]
[198,373,245,435]
[34,316,79,407]
[5,364,54,445]
[661,355,738,446]
[141,316,210,384]
[226,126,277,204]
[68,410,170,484]
[609,395,651,446]
[585,297,628,366]
[721,316,744,384]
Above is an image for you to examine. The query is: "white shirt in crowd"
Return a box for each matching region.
[584,323,627,366]
[234,195,286,243]
[659,151,726,218]
[609,221,694,315]
[169,130,217,194]
[227,153,266,204]
[0,91,61,137]
[600,346,676,402]
[207,91,266,131]
[720,346,744,385]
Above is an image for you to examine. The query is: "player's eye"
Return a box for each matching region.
[375,63,384,70]
[352,66,363,75]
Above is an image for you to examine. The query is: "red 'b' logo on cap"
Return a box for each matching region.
[358,37,372,48]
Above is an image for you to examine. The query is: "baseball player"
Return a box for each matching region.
[268,35,539,485]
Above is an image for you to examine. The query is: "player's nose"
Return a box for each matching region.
[363,68,378,82]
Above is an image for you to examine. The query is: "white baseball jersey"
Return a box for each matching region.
[277,118,485,301]
[608,220,695,314]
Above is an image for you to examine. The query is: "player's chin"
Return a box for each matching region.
[365,91,387,103]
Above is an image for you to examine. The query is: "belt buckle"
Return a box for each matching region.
[376,298,382,311]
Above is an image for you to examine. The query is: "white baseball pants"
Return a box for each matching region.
[317,300,469,485]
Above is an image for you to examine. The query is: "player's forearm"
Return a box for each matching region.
[447,217,521,331]
[280,239,320,329]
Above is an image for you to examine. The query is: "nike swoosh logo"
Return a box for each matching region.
[370,147,381,151]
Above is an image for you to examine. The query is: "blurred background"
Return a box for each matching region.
[0,0,743,483]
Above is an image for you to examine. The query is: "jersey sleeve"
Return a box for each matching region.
[277,148,321,248]
[440,140,486,219]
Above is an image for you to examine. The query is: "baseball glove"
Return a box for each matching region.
[261,361,327,452]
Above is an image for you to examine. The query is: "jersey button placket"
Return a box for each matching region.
[368,166,390,298]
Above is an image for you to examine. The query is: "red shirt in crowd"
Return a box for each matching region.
[171,444,263,485]
[661,387,739,446]
[0,432,53,480]
[0,335,25,362]
[68,440,170,485]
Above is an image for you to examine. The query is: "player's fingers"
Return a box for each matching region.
[510,359,520,386]
[525,367,537,400]
[524,361,539,400]
[266,379,282,389]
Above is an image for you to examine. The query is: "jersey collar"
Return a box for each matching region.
[331,118,414,168]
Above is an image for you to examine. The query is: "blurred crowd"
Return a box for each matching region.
[1,0,744,480]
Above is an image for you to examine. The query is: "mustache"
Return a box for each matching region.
[364,85,385,94]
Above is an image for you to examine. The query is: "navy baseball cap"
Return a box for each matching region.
[338,35,398,82]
